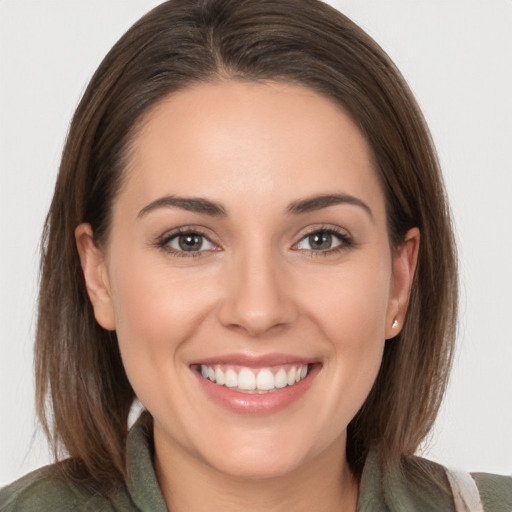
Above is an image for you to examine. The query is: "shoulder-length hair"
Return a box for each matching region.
[36,0,457,493]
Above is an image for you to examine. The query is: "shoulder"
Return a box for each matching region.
[0,462,134,512]
[471,471,512,512]
[360,451,512,512]
[408,456,512,512]
[359,452,455,510]
[405,456,512,512]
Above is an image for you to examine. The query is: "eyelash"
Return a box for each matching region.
[155,226,354,258]
[155,227,218,258]
[293,227,354,257]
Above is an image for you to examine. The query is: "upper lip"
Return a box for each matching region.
[189,353,319,368]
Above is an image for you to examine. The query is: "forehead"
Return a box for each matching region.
[120,79,385,220]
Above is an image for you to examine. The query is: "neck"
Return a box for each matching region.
[154,430,359,512]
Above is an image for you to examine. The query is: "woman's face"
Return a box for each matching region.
[77,80,418,481]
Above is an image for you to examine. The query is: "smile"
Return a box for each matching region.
[191,355,320,414]
[198,364,309,393]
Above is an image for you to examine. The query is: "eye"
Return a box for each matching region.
[163,231,217,253]
[295,229,350,252]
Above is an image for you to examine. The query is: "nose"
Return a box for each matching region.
[217,250,299,337]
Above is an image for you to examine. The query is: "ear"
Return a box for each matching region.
[75,223,116,331]
[385,227,420,340]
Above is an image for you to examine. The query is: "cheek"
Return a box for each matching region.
[294,257,391,417]
[106,253,223,420]
[107,251,218,364]
[299,257,391,346]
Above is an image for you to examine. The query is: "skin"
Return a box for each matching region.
[76,80,419,512]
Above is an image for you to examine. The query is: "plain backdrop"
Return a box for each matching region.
[1,0,511,485]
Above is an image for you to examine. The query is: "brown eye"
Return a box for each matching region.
[165,232,216,253]
[178,233,204,251]
[308,232,333,250]
[295,229,350,252]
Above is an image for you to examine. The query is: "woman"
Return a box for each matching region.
[1,0,510,510]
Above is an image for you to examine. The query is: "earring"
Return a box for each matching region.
[392,319,399,329]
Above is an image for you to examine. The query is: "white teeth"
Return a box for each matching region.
[274,368,288,389]
[287,367,296,386]
[256,369,275,390]
[198,363,310,392]
[225,369,238,388]
[215,366,225,385]
[238,368,256,390]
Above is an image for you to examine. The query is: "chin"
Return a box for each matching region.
[185,418,344,482]
[204,444,309,481]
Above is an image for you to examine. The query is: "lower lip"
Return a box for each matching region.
[193,365,320,415]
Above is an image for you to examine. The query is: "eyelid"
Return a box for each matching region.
[291,225,354,253]
[155,225,221,256]
[167,233,216,252]
[153,224,354,257]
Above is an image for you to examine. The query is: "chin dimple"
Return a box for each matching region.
[199,364,309,393]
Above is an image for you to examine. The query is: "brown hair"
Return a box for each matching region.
[36,0,457,493]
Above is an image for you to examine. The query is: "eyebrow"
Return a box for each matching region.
[287,193,374,220]
[137,192,373,220]
[137,195,227,218]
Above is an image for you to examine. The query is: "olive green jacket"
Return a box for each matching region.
[1,416,511,511]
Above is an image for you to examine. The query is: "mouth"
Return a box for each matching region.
[190,355,321,414]
[192,363,311,394]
